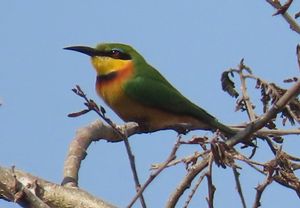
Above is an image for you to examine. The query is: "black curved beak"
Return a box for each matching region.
[64,46,100,57]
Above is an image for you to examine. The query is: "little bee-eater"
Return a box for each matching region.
[64,43,235,135]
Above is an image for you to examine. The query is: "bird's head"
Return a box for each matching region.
[64,43,145,76]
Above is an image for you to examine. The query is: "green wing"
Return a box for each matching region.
[123,64,217,125]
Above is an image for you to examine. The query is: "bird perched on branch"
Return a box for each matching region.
[64,43,235,136]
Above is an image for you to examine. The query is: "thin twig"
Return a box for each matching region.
[252,173,273,208]
[238,59,257,121]
[256,128,300,137]
[266,0,300,34]
[166,154,210,208]
[226,79,300,147]
[233,153,266,174]
[206,153,215,208]
[272,0,293,16]
[232,167,247,208]
[297,45,300,71]
[247,74,300,125]
[285,152,300,162]
[70,86,147,208]
[263,136,278,155]
[183,172,206,208]
[122,132,147,208]
[127,135,182,208]
[235,148,300,198]
[151,150,209,170]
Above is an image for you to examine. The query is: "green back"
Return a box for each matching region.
[124,58,217,125]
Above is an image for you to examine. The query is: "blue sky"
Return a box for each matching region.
[1,1,300,207]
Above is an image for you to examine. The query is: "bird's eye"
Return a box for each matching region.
[108,48,131,60]
[111,49,121,58]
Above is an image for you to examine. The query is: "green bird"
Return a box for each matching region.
[64,43,235,136]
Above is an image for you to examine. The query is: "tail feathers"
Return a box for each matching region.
[214,121,257,147]
[211,120,237,137]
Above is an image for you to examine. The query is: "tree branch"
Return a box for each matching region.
[183,172,206,208]
[0,166,116,208]
[166,154,210,208]
[127,135,182,208]
[206,153,215,208]
[252,173,273,208]
[62,120,139,186]
[238,59,257,121]
[226,79,300,147]
[266,0,300,34]
[232,167,247,208]
[62,77,300,206]
[68,85,147,207]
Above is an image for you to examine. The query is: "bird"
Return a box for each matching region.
[64,43,235,136]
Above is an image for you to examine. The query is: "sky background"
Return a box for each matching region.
[1,1,300,207]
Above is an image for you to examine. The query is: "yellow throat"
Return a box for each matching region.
[91,56,132,76]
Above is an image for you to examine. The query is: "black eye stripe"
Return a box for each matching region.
[96,49,131,60]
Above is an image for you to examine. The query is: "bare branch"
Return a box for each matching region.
[62,76,300,208]
[266,0,300,34]
[0,166,50,208]
[256,128,300,136]
[183,172,206,208]
[206,153,215,208]
[272,0,293,16]
[69,86,147,207]
[151,151,209,170]
[0,166,116,208]
[122,131,147,208]
[128,136,182,208]
[238,59,257,121]
[166,154,210,208]
[297,44,300,70]
[226,79,300,147]
[232,167,247,208]
[252,173,273,208]
[62,120,139,187]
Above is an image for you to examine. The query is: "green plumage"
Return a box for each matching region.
[124,55,234,135]
[65,43,235,136]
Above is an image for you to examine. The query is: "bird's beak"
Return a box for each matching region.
[64,46,99,57]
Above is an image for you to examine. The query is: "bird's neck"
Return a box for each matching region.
[95,59,134,88]
[91,56,132,76]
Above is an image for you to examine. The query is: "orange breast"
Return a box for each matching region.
[96,61,133,108]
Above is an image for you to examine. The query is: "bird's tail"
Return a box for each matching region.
[211,119,237,137]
